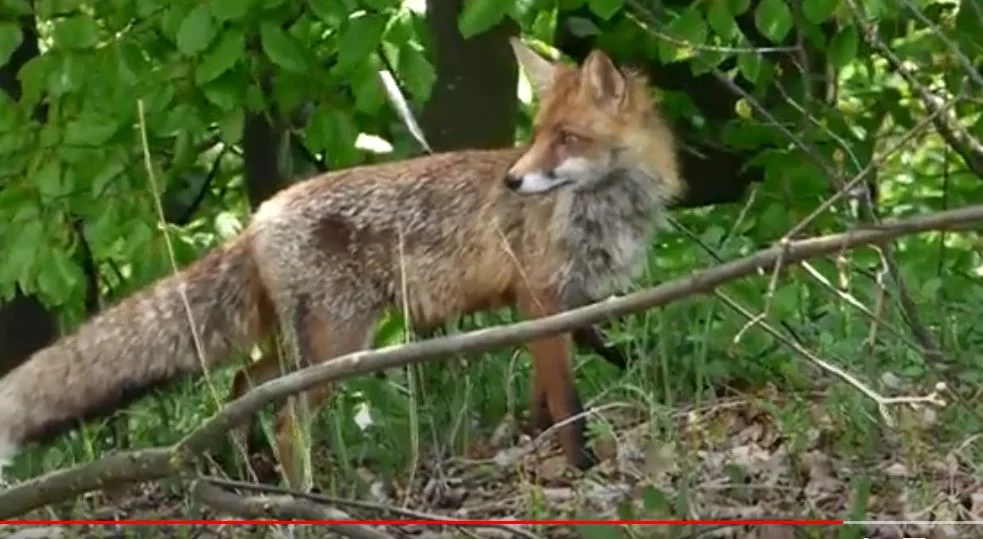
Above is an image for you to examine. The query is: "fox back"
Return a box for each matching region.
[249,40,685,331]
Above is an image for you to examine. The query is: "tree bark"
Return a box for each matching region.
[420,0,519,150]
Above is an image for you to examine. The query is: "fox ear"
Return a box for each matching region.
[509,37,557,99]
[582,49,627,108]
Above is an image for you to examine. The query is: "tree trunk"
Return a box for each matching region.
[0,4,57,377]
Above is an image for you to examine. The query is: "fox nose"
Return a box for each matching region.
[504,173,523,191]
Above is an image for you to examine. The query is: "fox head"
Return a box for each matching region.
[505,39,684,202]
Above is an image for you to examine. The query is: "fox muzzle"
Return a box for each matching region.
[504,170,572,195]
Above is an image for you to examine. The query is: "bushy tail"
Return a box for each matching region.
[0,234,273,465]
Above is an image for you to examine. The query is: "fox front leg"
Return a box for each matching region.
[517,287,599,470]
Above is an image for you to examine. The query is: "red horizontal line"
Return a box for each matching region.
[2,519,843,526]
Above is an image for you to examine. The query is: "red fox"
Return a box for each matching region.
[0,38,684,487]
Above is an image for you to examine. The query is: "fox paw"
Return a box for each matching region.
[571,446,600,471]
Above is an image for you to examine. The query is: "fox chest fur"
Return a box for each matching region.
[542,169,663,307]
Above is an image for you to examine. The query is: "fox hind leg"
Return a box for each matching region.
[226,344,292,481]
[272,305,379,491]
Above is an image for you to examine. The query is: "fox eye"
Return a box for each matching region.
[560,131,582,145]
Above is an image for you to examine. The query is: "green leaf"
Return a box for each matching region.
[587,0,623,20]
[259,22,308,73]
[955,0,983,55]
[728,0,751,15]
[208,0,251,21]
[16,55,51,108]
[305,106,360,167]
[201,70,246,110]
[359,0,397,10]
[218,106,244,144]
[195,28,245,85]
[566,16,600,37]
[38,0,83,17]
[1,219,43,291]
[642,485,669,514]
[754,0,792,43]
[737,52,761,83]
[308,0,344,25]
[352,65,385,114]
[919,277,943,302]
[53,15,99,50]
[772,283,799,318]
[36,247,81,305]
[64,115,119,146]
[802,0,838,23]
[39,124,61,149]
[116,42,150,85]
[691,49,727,76]
[0,22,23,68]
[305,105,335,152]
[398,46,435,102]
[671,6,708,47]
[659,6,707,63]
[47,53,85,96]
[0,0,32,16]
[458,0,512,39]
[177,4,216,55]
[35,159,64,200]
[172,130,194,169]
[337,14,387,70]
[373,311,408,348]
[91,154,126,196]
[828,25,859,70]
[706,0,739,40]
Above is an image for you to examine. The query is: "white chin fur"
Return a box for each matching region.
[554,156,603,179]
[513,173,568,194]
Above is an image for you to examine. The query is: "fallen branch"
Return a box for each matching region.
[0,447,179,520]
[2,203,983,519]
[191,481,393,539]
[200,477,543,539]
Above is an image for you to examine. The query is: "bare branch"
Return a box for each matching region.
[2,203,983,519]
[192,481,394,539]
[0,448,178,519]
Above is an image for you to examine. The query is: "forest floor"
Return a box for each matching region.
[6,383,980,539]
